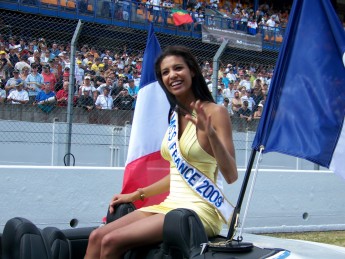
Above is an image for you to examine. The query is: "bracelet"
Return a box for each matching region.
[137,188,145,201]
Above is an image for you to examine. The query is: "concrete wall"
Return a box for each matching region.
[1,166,344,234]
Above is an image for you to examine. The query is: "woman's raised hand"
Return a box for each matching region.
[185,100,214,136]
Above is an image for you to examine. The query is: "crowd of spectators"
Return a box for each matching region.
[186,0,289,36]
[133,0,290,37]
[201,60,272,123]
[0,36,141,112]
[0,33,272,127]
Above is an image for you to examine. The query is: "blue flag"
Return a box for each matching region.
[252,0,345,180]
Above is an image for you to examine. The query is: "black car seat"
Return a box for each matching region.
[1,217,52,259]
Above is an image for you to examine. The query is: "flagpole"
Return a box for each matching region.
[227,149,257,240]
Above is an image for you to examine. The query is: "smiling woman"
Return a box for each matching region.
[83,46,238,258]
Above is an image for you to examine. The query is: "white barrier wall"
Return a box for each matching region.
[1,166,345,233]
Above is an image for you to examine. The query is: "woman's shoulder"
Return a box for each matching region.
[202,102,228,117]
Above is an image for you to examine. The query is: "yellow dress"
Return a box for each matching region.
[139,118,223,237]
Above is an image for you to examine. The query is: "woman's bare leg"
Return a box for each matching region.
[100,213,165,259]
[84,210,158,259]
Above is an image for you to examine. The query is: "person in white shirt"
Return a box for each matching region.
[265,15,276,40]
[240,89,256,111]
[14,55,31,73]
[6,81,29,104]
[95,87,113,110]
[239,74,252,90]
[223,82,236,101]
[226,68,237,82]
[151,0,161,23]
[98,77,114,95]
[75,60,85,87]
[79,75,98,101]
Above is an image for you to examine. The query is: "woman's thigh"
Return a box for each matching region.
[104,213,165,249]
[95,210,156,237]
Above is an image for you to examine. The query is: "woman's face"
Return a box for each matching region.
[160,55,194,97]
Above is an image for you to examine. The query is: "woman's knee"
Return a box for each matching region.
[88,228,103,245]
[101,233,123,256]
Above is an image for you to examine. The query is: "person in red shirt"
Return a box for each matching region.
[41,64,57,91]
[56,81,76,107]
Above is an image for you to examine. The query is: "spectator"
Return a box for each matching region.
[55,70,70,92]
[18,38,28,52]
[34,81,56,113]
[231,90,242,116]
[132,69,141,86]
[253,103,263,119]
[262,83,269,96]
[135,57,143,73]
[215,86,224,105]
[208,14,216,26]
[186,0,196,10]
[111,76,126,98]
[0,51,11,81]
[14,55,31,73]
[50,43,60,57]
[220,71,230,88]
[240,89,255,111]
[83,52,94,67]
[33,54,44,73]
[95,86,113,110]
[247,18,258,35]
[79,75,98,101]
[239,9,248,31]
[238,100,252,122]
[91,57,102,72]
[0,85,5,103]
[98,77,114,95]
[252,86,264,110]
[127,78,139,109]
[239,74,251,90]
[6,80,29,105]
[56,81,76,107]
[77,89,94,111]
[25,63,44,103]
[5,69,24,94]
[151,0,161,23]
[265,15,276,40]
[8,45,20,71]
[19,66,30,82]
[89,46,100,59]
[193,8,205,30]
[85,61,96,77]
[41,64,57,91]
[75,60,85,87]
[113,88,134,110]
[223,81,236,101]
[209,0,219,9]
[40,50,51,67]
[223,97,233,116]
[94,66,106,87]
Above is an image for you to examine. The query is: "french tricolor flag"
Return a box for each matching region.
[121,24,170,208]
[252,0,345,180]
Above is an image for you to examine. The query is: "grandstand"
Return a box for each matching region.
[0,0,342,167]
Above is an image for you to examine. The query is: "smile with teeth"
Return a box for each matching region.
[171,81,182,87]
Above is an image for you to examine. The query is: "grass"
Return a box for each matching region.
[264,231,345,248]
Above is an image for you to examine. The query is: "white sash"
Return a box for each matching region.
[167,111,233,224]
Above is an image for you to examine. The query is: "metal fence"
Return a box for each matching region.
[0,8,280,167]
